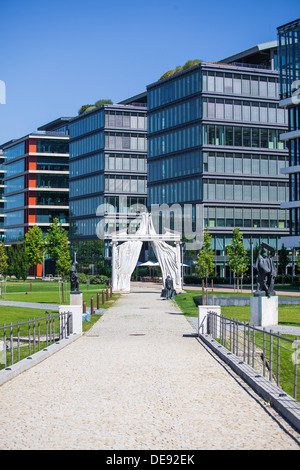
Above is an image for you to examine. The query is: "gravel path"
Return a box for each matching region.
[1,286,300,450]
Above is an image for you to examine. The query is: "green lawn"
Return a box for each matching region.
[0,279,109,306]
[174,290,300,326]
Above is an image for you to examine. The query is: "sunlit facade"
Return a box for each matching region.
[147,43,289,275]
[278,19,300,249]
[68,98,147,271]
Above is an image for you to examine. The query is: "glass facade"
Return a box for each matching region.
[278,19,300,243]
[2,134,69,244]
[278,19,300,100]
[68,104,147,267]
[147,60,289,273]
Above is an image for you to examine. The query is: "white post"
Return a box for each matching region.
[111,242,118,291]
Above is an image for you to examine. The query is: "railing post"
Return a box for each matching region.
[277,331,281,387]
[270,330,273,382]
[91,296,94,315]
[263,328,266,377]
[294,337,299,400]
[10,322,13,366]
[3,324,6,368]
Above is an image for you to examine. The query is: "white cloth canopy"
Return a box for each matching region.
[111,213,182,292]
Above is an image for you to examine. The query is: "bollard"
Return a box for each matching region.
[97,292,100,309]
[91,296,94,315]
[102,290,105,305]
[30,282,32,292]
[83,301,86,314]
[110,285,112,298]
[106,288,109,301]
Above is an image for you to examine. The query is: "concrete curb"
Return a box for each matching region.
[200,332,300,433]
[0,333,80,387]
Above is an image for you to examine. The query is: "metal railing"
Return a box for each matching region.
[0,311,72,370]
[207,312,300,401]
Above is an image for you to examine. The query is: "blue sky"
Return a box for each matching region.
[0,0,299,143]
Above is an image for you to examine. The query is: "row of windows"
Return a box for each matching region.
[105,134,147,152]
[36,191,69,206]
[203,125,286,150]
[72,217,98,237]
[4,142,25,161]
[4,176,24,194]
[70,132,104,158]
[104,176,147,194]
[5,193,24,211]
[70,174,104,198]
[203,98,287,124]
[36,156,69,172]
[148,98,201,134]
[69,111,147,140]
[36,139,69,155]
[278,23,300,99]
[203,71,279,98]
[69,111,104,139]
[203,179,288,203]
[204,152,287,176]
[148,177,202,205]
[4,227,24,242]
[289,106,300,132]
[105,154,146,173]
[209,234,279,252]
[204,206,288,229]
[5,209,24,227]
[290,137,300,167]
[148,71,201,110]
[105,113,147,130]
[37,174,68,189]
[36,210,68,224]
[70,195,104,218]
[104,196,147,213]
[70,153,104,178]
[290,207,300,236]
[148,123,201,158]
[290,172,300,202]
[5,159,24,178]
[148,151,201,182]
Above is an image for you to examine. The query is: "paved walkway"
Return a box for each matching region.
[1,285,300,450]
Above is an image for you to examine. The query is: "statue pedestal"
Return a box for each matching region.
[70,291,82,306]
[250,296,278,327]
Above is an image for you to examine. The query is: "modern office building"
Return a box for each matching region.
[0,149,5,240]
[1,118,70,275]
[68,96,148,272]
[147,42,289,276]
[277,19,300,251]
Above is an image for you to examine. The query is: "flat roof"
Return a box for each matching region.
[277,18,300,30]
[220,40,278,64]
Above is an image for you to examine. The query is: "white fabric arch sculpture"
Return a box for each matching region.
[110,213,182,293]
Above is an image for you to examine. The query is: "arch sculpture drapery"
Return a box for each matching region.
[110,213,182,293]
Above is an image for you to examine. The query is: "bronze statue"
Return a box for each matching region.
[70,261,81,293]
[254,243,276,297]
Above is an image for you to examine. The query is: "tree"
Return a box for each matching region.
[195,227,215,286]
[6,245,15,278]
[0,241,8,279]
[14,245,29,281]
[278,244,290,285]
[78,99,113,115]
[24,225,44,276]
[226,228,249,292]
[45,218,72,280]
[159,59,202,80]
